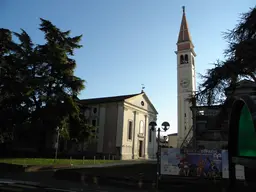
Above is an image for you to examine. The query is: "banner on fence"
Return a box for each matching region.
[161,148,180,175]
[161,148,245,179]
[160,148,222,178]
[183,149,222,178]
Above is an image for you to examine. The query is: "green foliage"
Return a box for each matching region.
[0,158,117,166]
[195,6,256,106]
[0,19,93,145]
[68,111,96,143]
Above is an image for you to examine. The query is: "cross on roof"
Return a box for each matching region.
[141,84,145,93]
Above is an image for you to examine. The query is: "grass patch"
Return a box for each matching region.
[0,158,118,166]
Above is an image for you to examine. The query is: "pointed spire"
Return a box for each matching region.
[177,6,192,44]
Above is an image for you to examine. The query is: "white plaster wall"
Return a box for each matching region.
[177,95,184,147]
[133,112,140,159]
[147,115,157,159]
[126,95,155,113]
[191,53,196,92]
[168,135,178,148]
[121,107,134,160]
[116,103,124,147]
[121,103,157,160]
[143,115,149,159]
[97,105,105,153]
[135,112,147,158]
[177,51,196,147]
[177,94,194,147]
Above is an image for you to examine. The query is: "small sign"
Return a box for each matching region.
[54,142,58,149]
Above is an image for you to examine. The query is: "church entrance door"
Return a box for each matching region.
[139,140,143,157]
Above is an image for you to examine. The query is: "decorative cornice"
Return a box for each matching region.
[124,102,156,116]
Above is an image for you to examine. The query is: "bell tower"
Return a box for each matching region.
[176,6,196,148]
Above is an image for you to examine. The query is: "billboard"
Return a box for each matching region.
[161,148,245,179]
[161,148,180,175]
[161,148,223,178]
[183,149,222,178]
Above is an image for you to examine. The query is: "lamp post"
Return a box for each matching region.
[54,126,61,161]
[149,121,170,189]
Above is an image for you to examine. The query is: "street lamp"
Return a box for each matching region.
[149,121,170,189]
[54,126,61,161]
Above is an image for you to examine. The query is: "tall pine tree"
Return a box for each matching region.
[0,19,92,151]
[0,29,31,143]
[31,19,86,150]
[195,6,256,105]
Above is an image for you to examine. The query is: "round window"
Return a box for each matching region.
[141,101,144,106]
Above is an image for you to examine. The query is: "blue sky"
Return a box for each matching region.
[1,0,255,135]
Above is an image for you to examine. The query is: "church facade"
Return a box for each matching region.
[78,92,158,160]
[176,7,196,148]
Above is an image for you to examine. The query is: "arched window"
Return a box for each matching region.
[180,55,184,64]
[184,54,188,63]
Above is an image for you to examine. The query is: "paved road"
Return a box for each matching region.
[0,171,240,192]
[0,171,146,192]
[0,160,157,191]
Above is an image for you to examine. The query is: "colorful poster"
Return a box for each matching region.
[161,148,180,175]
[179,149,222,178]
[161,148,245,179]
[161,148,223,178]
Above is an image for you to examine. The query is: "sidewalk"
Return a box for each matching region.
[52,161,236,191]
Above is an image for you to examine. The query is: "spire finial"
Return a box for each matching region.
[182,6,185,14]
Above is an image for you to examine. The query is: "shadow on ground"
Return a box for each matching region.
[0,163,25,172]
[0,162,74,172]
[1,162,255,191]
[54,162,250,191]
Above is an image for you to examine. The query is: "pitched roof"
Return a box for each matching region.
[78,93,141,105]
[177,6,193,44]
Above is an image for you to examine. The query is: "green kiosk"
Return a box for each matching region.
[228,95,256,190]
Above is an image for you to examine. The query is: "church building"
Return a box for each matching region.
[78,91,158,160]
[176,6,196,148]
